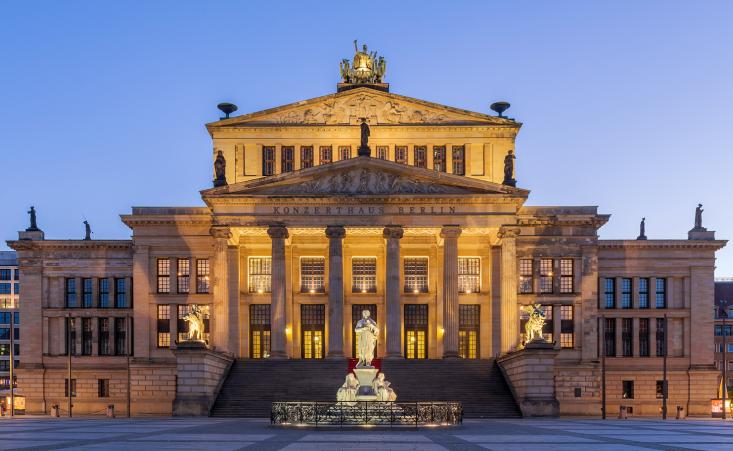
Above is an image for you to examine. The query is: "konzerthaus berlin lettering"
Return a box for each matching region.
[8,46,726,418]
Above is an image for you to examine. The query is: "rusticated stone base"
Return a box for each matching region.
[498,346,559,417]
[172,346,233,416]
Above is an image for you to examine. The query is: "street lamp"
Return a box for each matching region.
[716,299,729,420]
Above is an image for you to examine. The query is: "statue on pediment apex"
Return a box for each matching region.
[340,40,387,84]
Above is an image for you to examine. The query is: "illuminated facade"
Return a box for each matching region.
[8,55,726,416]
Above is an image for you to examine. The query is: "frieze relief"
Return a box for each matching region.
[258,168,471,195]
[269,93,458,125]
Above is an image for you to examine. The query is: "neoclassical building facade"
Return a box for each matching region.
[9,58,726,417]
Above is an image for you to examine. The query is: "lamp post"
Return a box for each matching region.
[67,313,72,418]
[600,315,606,419]
[716,300,728,420]
[9,309,15,417]
[662,313,668,420]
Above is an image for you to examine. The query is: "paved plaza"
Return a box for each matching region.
[0,417,733,450]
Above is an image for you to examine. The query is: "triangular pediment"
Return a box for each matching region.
[207,87,518,127]
[202,157,529,198]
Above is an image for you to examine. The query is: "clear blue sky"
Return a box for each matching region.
[2,1,731,275]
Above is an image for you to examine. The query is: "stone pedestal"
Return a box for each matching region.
[172,342,233,416]
[688,228,715,240]
[498,344,559,417]
[353,367,378,401]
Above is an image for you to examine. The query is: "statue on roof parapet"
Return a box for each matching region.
[339,40,387,85]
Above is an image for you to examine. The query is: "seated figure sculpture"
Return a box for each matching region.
[372,373,397,402]
[336,373,359,404]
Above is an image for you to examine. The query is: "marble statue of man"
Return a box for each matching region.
[355,309,379,367]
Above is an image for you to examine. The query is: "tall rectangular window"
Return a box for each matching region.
[98,278,110,308]
[82,278,93,308]
[604,318,616,356]
[404,304,428,359]
[458,257,480,293]
[65,278,77,308]
[115,318,128,356]
[395,146,407,164]
[82,318,93,355]
[338,146,351,160]
[319,146,332,164]
[622,318,633,357]
[177,258,190,294]
[519,259,533,293]
[196,259,210,294]
[560,305,574,348]
[433,146,446,172]
[655,278,666,308]
[250,304,271,359]
[300,257,325,293]
[300,146,314,169]
[656,318,666,356]
[459,305,480,359]
[248,257,272,293]
[115,278,128,308]
[98,379,110,398]
[539,259,553,293]
[262,146,276,175]
[604,278,616,309]
[413,145,427,168]
[404,257,429,293]
[621,278,632,309]
[99,318,111,356]
[0,269,10,280]
[560,259,574,293]
[639,318,650,357]
[157,305,170,348]
[281,146,294,173]
[639,278,649,309]
[352,257,377,293]
[66,317,76,355]
[178,305,189,342]
[65,379,77,397]
[157,258,170,294]
[622,380,634,399]
[376,146,388,160]
[452,146,465,175]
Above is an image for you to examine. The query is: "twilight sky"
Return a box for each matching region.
[1,1,732,275]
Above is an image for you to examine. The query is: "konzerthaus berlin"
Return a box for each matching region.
[8,47,727,418]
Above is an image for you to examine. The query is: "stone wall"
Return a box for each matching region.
[172,345,233,416]
[498,345,559,416]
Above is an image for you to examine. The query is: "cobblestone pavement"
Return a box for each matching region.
[0,417,732,450]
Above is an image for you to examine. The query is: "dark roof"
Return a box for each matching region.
[715,281,733,316]
[0,251,17,266]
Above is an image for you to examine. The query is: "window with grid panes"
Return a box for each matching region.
[98,379,110,398]
[404,257,428,293]
[458,257,480,293]
[65,278,77,308]
[539,259,553,293]
[115,278,128,308]
[196,259,210,293]
[66,317,77,355]
[560,305,574,348]
[65,379,77,397]
[404,304,428,359]
[248,257,272,293]
[604,278,616,308]
[157,259,170,293]
[250,304,271,358]
[338,146,351,160]
[622,318,633,356]
[459,305,480,359]
[99,318,111,355]
[395,146,407,164]
[621,278,632,308]
[157,305,170,348]
[301,304,325,359]
[604,318,616,356]
[177,258,190,293]
[352,257,377,293]
[376,146,388,160]
[655,278,666,308]
[82,318,93,355]
[656,318,666,356]
[639,318,650,356]
[262,146,276,175]
[300,257,325,293]
[95,278,108,308]
[319,146,332,164]
[560,259,574,293]
[82,278,93,308]
[281,146,294,172]
[452,146,465,175]
[300,146,314,169]
[115,318,127,355]
[519,259,533,293]
[433,146,446,172]
[638,278,649,308]
[177,305,189,342]
[413,146,427,168]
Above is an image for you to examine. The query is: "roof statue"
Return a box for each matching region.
[340,40,386,84]
[26,206,40,232]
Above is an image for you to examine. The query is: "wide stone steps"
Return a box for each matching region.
[209,359,520,418]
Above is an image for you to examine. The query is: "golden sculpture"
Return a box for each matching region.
[521,304,546,343]
[340,40,386,84]
[183,304,208,342]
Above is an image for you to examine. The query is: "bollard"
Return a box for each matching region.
[676,405,686,419]
[106,404,115,418]
[51,404,60,418]
[618,405,628,419]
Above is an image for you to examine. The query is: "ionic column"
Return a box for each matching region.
[441,225,461,358]
[499,228,520,353]
[268,224,289,359]
[383,225,404,358]
[326,225,346,358]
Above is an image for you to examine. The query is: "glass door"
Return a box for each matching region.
[249,304,271,358]
[301,304,325,359]
[404,304,428,359]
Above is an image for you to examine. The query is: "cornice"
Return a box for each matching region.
[7,240,132,251]
[599,239,727,250]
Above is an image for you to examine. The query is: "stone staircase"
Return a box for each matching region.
[209,359,520,418]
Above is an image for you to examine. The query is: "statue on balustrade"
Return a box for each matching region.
[521,304,546,343]
[183,304,208,342]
